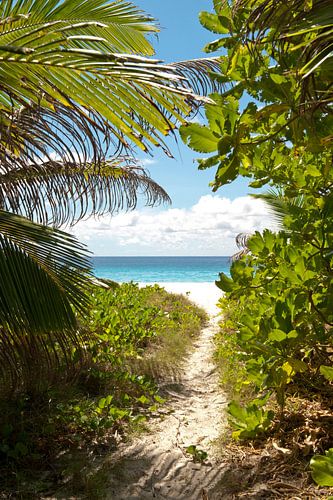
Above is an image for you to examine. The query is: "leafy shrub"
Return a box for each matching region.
[227,400,274,440]
[217,222,333,421]
[0,282,206,496]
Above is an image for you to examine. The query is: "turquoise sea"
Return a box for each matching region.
[92,256,230,283]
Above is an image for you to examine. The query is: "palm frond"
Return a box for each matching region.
[0,1,222,160]
[0,0,158,56]
[169,57,223,100]
[252,189,304,229]
[0,210,93,394]
[0,210,92,331]
[232,232,252,261]
[0,55,221,227]
[0,160,171,226]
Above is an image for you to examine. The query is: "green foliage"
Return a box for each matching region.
[83,282,207,385]
[0,210,94,398]
[86,283,164,360]
[0,283,206,496]
[227,401,274,440]
[310,449,333,487]
[0,0,220,231]
[186,445,208,463]
[0,0,209,165]
[216,222,333,413]
[320,366,333,382]
[182,2,333,468]
[181,1,333,191]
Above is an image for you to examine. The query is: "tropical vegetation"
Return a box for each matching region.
[0,0,219,396]
[181,0,333,492]
[0,0,215,494]
[0,282,207,496]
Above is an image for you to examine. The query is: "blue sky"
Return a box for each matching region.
[136,0,252,207]
[72,1,273,256]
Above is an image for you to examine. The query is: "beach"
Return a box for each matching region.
[140,281,222,315]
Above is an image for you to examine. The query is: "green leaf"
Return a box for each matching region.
[180,123,219,153]
[215,272,234,292]
[311,449,333,486]
[199,12,229,34]
[203,37,227,53]
[268,330,287,342]
[98,398,106,409]
[247,234,265,254]
[270,74,288,84]
[137,395,150,405]
[186,444,197,455]
[320,365,333,381]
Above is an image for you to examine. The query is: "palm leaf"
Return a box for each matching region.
[0,0,221,158]
[0,0,158,56]
[252,189,304,229]
[0,160,171,226]
[0,210,93,394]
[232,232,252,261]
[0,210,91,332]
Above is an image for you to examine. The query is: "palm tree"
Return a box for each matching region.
[0,0,220,393]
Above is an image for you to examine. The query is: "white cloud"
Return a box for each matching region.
[70,195,278,256]
[138,158,157,167]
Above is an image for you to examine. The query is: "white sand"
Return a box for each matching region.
[106,282,227,498]
[140,282,222,315]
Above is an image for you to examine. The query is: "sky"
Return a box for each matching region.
[71,0,274,256]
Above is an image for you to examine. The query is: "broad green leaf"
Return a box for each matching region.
[199,12,229,34]
[247,234,265,254]
[320,365,333,381]
[214,156,239,186]
[203,37,227,53]
[98,398,106,409]
[218,135,233,155]
[216,272,234,292]
[270,74,288,84]
[311,450,333,486]
[180,123,219,153]
[287,330,299,339]
[268,330,287,342]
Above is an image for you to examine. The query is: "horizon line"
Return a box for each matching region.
[91,255,232,258]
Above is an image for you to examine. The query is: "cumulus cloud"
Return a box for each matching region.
[70,195,277,256]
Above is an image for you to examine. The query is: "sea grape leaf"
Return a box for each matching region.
[180,123,218,153]
[268,329,287,342]
[216,272,234,292]
[199,12,229,34]
[311,449,333,486]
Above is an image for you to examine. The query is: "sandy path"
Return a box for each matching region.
[105,283,227,499]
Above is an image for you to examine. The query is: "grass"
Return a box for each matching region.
[0,282,207,498]
[129,288,207,381]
